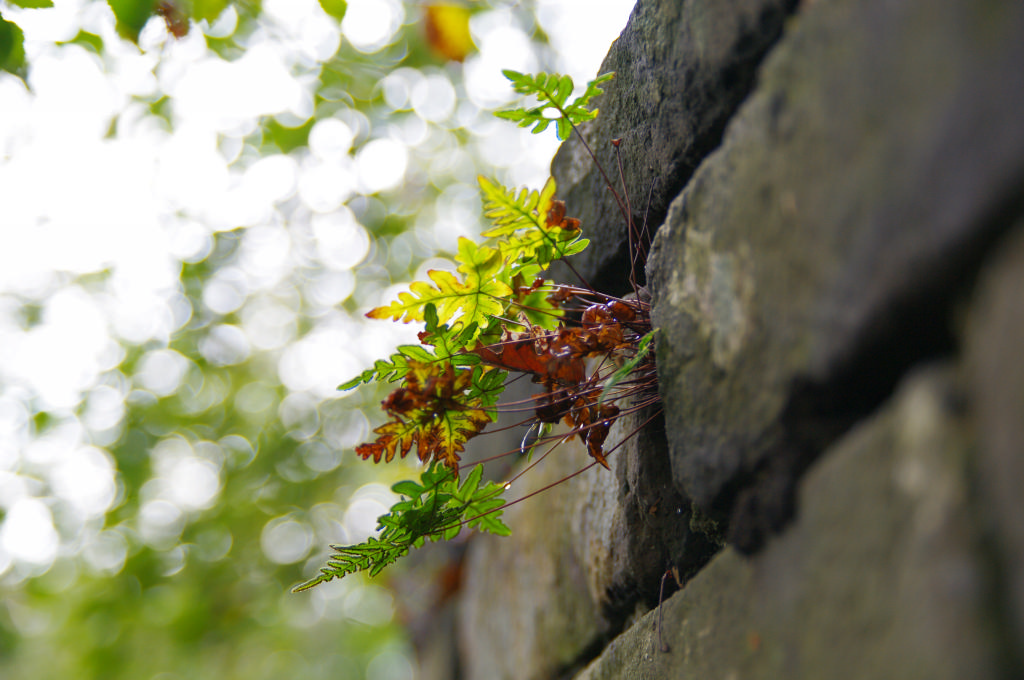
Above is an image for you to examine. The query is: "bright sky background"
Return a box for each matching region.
[0,0,635,581]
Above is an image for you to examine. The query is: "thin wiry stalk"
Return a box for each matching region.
[613,141,640,293]
[450,406,665,534]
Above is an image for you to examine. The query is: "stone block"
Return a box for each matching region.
[647,0,1024,548]
[576,365,1000,679]
[549,0,798,292]
[456,400,717,680]
[965,222,1024,657]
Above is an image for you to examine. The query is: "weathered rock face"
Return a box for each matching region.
[647,0,1024,550]
[456,400,716,680]
[576,365,998,680]
[549,0,799,293]
[445,0,1024,677]
[964,223,1024,661]
[456,442,606,680]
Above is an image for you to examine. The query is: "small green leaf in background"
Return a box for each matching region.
[57,30,105,55]
[108,0,154,42]
[265,117,315,153]
[191,0,229,23]
[319,0,347,21]
[0,13,26,78]
[9,0,55,8]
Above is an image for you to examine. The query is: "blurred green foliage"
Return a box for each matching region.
[0,0,573,678]
[0,11,27,76]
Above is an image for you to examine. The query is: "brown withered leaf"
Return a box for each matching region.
[546,199,581,231]
[355,361,491,474]
[472,322,632,430]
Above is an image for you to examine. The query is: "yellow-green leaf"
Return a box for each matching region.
[478,175,556,238]
[367,238,512,335]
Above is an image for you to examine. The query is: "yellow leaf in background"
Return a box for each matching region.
[424,4,474,62]
[319,0,347,21]
[190,0,229,24]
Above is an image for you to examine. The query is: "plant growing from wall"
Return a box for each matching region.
[295,69,660,592]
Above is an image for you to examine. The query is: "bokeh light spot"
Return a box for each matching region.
[49,446,117,519]
[199,324,251,366]
[139,499,185,549]
[342,483,398,543]
[366,649,414,680]
[261,517,314,564]
[82,530,129,575]
[203,268,249,315]
[135,349,190,397]
[411,73,456,123]
[311,208,371,270]
[278,328,361,398]
[356,138,408,193]
[341,0,404,53]
[0,498,59,568]
[309,118,354,160]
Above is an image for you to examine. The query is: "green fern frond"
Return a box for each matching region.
[293,463,509,591]
[339,304,483,389]
[599,328,657,404]
[478,175,587,268]
[478,175,556,237]
[303,66,622,594]
[366,238,513,338]
[495,71,614,140]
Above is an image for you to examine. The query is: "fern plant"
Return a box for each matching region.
[295,69,660,592]
[495,70,614,140]
[294,463,509,591]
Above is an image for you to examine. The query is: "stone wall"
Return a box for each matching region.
[438,0,1024,677]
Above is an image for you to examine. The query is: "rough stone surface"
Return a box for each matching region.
[447,0,1024,677]
[964,222,1024,661]
[549,0,798,293]
[456,400,717,680]
[575,366,1000,679]
[570,402,718,625]
[456,429,610,680]
[647,0,1024,549]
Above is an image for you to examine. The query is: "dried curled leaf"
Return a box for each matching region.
[470,306,640,468]
[508,272,565,330]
